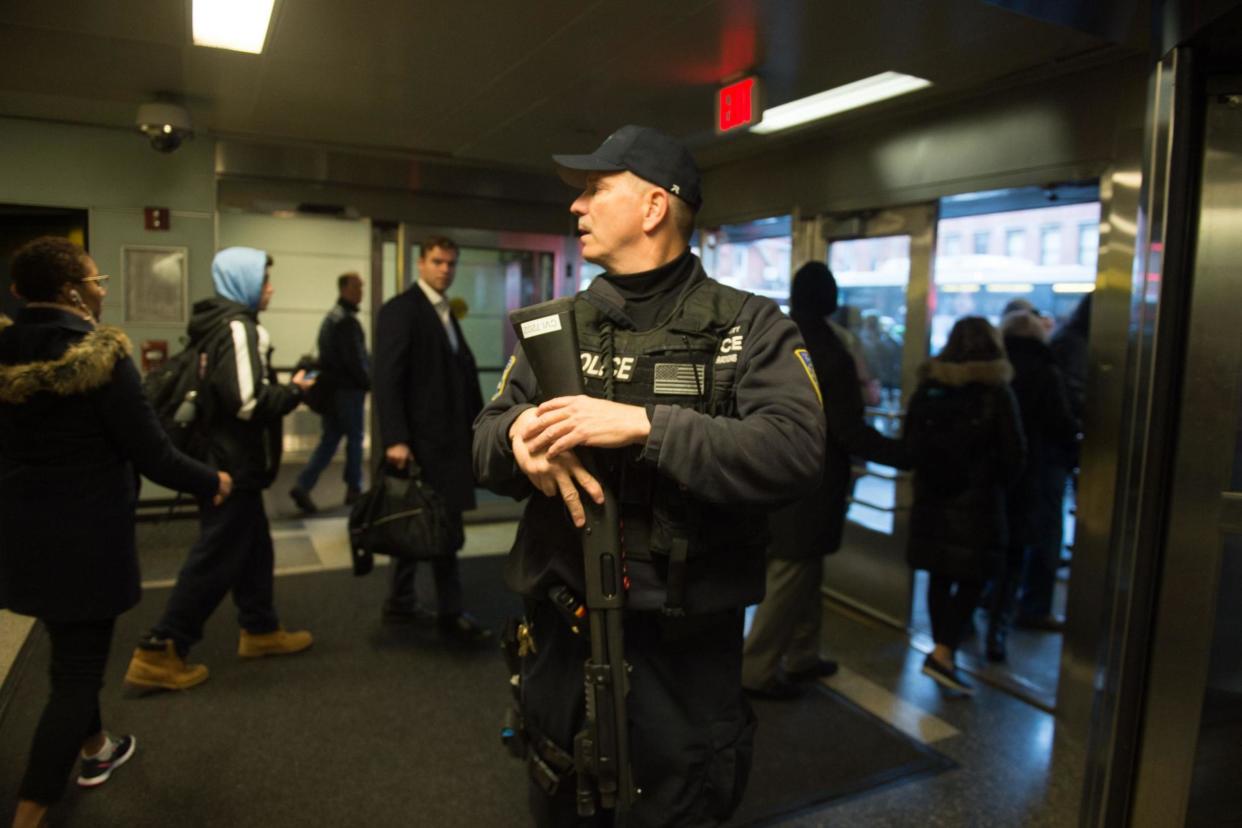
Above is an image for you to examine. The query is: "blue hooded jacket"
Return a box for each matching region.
[212,247,267,310]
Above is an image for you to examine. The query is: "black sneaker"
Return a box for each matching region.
[921,654,976,696]
[381,602,436,626]
[290,486,319,514]
[743,677,804,701]
[438,612,494,645]
[77,734,137,788]
[785,658,839,682]
[344,488,362,506]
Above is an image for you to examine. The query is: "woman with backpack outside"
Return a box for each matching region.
[0,237,231,828]
[903,316,1025,695]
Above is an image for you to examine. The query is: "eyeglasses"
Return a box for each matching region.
[79,275,111,286]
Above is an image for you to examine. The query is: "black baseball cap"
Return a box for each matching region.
[553,125,702,211]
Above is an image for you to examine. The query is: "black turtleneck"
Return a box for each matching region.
[598,248,694,331]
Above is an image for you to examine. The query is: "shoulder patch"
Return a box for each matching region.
[794,348,822,408]
[493,354,517,400]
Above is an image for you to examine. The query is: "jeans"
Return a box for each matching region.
[20,617,115,804]
[297,389,366,493]
[152,490,280,654]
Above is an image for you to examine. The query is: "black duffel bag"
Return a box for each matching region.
[348,464,461,576]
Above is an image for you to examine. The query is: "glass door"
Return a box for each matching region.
[819,205,936,628]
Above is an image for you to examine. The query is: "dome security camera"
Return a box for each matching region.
[136,102,193,153]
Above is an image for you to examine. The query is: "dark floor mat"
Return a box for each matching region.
[1,557,952,826]
[729,685,955,826]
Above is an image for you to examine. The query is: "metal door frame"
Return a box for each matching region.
[1128,74,1242,827]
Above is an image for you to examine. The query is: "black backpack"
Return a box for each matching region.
[144,324,233,459]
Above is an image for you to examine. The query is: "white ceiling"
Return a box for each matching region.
[0,0,1145,172]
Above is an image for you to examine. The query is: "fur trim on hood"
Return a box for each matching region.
[918,357,1013,388]
[0,323,132,404]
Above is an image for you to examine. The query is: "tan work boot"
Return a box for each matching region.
[238,627,314,658]
[124,639,209,690]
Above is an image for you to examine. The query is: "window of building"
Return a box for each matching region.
[1078,222,1099,267]
[1040,225,1062,266]
[973,230,990,254]
[1005,228,1026,258]
[941,233,962,256]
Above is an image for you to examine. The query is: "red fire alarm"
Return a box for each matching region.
[140,340,168,374]
[716,76,761,133]
[144,207,171,231]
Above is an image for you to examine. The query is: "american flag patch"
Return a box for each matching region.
[653,363,706,396]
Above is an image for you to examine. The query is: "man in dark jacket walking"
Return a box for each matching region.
[373,236,490,643]
[290,272,370,513]
[743,262,906,699]
[125,247,317,690]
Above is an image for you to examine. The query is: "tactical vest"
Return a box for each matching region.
[570,276,771,613]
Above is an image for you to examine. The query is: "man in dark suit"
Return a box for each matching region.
[373,235,490,643]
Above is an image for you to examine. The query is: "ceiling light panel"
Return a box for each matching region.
[193,0,276,54]
[751,71,932,135]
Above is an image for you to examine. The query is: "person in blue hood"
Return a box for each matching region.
[124,247,319,690]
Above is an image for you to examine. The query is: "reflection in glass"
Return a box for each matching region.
[1187,534,1242,824]
[931,201,1101,353]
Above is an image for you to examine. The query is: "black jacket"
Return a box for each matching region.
[317,298,370,392]
[769,316,905,560]
[903,357,1026,581]
[474,257,825,611]
[374,283,483,512]
[1004,334,1079,546]
[190,297,302,491]
[0,309,219,621]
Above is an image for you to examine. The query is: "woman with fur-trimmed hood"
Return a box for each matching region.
[0,237,230,827]
[902,316,1025,696]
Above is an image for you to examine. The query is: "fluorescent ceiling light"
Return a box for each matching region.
[193,0,275,54]
[751,71,931,134]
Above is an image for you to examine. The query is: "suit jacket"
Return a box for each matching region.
[374,284,483,511]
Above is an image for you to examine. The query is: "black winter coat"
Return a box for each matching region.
[0,309,219,621]
[903,358,1026,581]
[769,316,905,560]
[374,285,483,512]
[1004,334,1079,546]
[317,298,370,392]
[190,298,302,491]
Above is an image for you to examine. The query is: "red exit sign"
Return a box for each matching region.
[716,76,760,133]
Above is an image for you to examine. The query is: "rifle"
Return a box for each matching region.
[509,298,638,819]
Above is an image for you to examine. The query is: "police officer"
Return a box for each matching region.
[473,125,825,827]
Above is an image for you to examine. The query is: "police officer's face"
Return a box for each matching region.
[571,172,646,269]
[419,246,458,294]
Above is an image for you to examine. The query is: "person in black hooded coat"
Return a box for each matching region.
[986,310,1079,658]
[903,316,1025,695]
[742,262,906,698]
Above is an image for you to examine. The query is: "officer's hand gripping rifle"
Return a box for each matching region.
[510,298,638,819]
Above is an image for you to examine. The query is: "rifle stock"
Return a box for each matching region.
[509,298,637,817]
